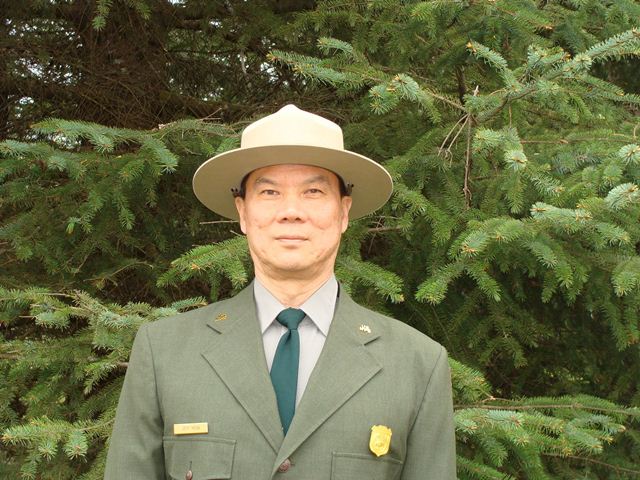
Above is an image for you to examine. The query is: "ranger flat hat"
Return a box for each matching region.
[192,104,393,220]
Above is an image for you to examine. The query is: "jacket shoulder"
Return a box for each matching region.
[346,296,445,357]
[144,287,252,337]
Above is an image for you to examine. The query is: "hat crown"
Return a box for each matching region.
[241,104,344,150]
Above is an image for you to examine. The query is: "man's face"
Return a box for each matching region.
[235,164,352,281]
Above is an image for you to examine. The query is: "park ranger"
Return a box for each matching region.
[104,105,456,479]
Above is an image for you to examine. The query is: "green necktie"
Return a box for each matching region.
[270,308,306,435]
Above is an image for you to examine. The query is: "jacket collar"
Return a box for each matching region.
[272,291,381,473]
[201,284,285,452]
[201,282,383,464]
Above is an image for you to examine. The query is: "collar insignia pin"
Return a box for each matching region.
[215,313,227,321]
[359,324,371,334]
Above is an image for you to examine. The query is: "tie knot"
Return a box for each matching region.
[276,308,306,330]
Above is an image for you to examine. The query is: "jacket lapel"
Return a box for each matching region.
[200,284,285,453]
[272,291,382,473]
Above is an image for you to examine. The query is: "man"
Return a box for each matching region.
[105,105,456,479]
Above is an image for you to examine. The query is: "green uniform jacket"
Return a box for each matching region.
[104,285,456,479]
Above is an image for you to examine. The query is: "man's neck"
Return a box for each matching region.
[254,271,333,307]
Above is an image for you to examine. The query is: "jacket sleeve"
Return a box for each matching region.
[401,346,457,479]
[104,323,165,479]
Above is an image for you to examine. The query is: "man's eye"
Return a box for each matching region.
[306,188,323,194]
[260,189,278,195]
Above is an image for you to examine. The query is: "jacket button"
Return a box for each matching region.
[278,458,291,472]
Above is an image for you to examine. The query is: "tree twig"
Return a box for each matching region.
[368,226,403,233]
[454,402,635,416]
[543,452,640,475]
[199,220,238,225]
[463,114,474,209]
[438,113,468,160]
[521,137,630,144]
[0,353,21,360]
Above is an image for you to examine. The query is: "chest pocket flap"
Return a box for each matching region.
[163,436,236,480]
[332,452,403,480]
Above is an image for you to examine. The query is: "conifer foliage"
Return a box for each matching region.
[2,0,640,478]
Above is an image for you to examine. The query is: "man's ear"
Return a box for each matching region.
[340,195,352,233]
[234,196,247,234]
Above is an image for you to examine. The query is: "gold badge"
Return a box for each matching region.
[369,425,392,457]
[359,324,371,334]
[173,422,209,435]
[215,313,227,321]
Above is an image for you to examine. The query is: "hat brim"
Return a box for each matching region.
[192,145,393,220]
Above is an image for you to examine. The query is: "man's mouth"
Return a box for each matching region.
[276,236,307,242]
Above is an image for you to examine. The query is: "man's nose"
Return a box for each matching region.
[276,194,306,222]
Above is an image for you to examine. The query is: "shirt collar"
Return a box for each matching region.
[253,275,338,336]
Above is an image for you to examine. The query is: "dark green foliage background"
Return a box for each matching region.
[1,0,640,478]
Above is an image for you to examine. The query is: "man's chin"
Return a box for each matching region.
[266,260,319,279]
[272,263,311,275]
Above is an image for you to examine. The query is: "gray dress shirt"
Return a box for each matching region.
[253,275,338,405]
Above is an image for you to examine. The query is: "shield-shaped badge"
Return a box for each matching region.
[369,425,392,457]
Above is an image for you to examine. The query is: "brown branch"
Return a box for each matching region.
[272,0,317,13]
[1,351,129,366]
[455,67,467,104]
[455,403,634,416]
[410,72,466,112]
[156,91,244,121]
[521,137,631,144]
[88,261,154,285]
[0,76,71,101]
[424,89,466,112]
[0,353,20,360]
[367,226,403,233]
[463,115,474,209]
[438,113,468,159]
[199,220,239,225]
[543,453,640,475]
[80,418,116,432]
[157,0,228,23]
[4,2,78,23]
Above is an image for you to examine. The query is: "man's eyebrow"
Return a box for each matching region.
[253,177,279,186]
[252,174,333,186]
[303,175,332,185]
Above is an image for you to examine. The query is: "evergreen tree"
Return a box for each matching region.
[2,1,640,478]
[265,1,640,476]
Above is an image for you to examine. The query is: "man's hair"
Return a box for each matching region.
[232,171,353,199]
